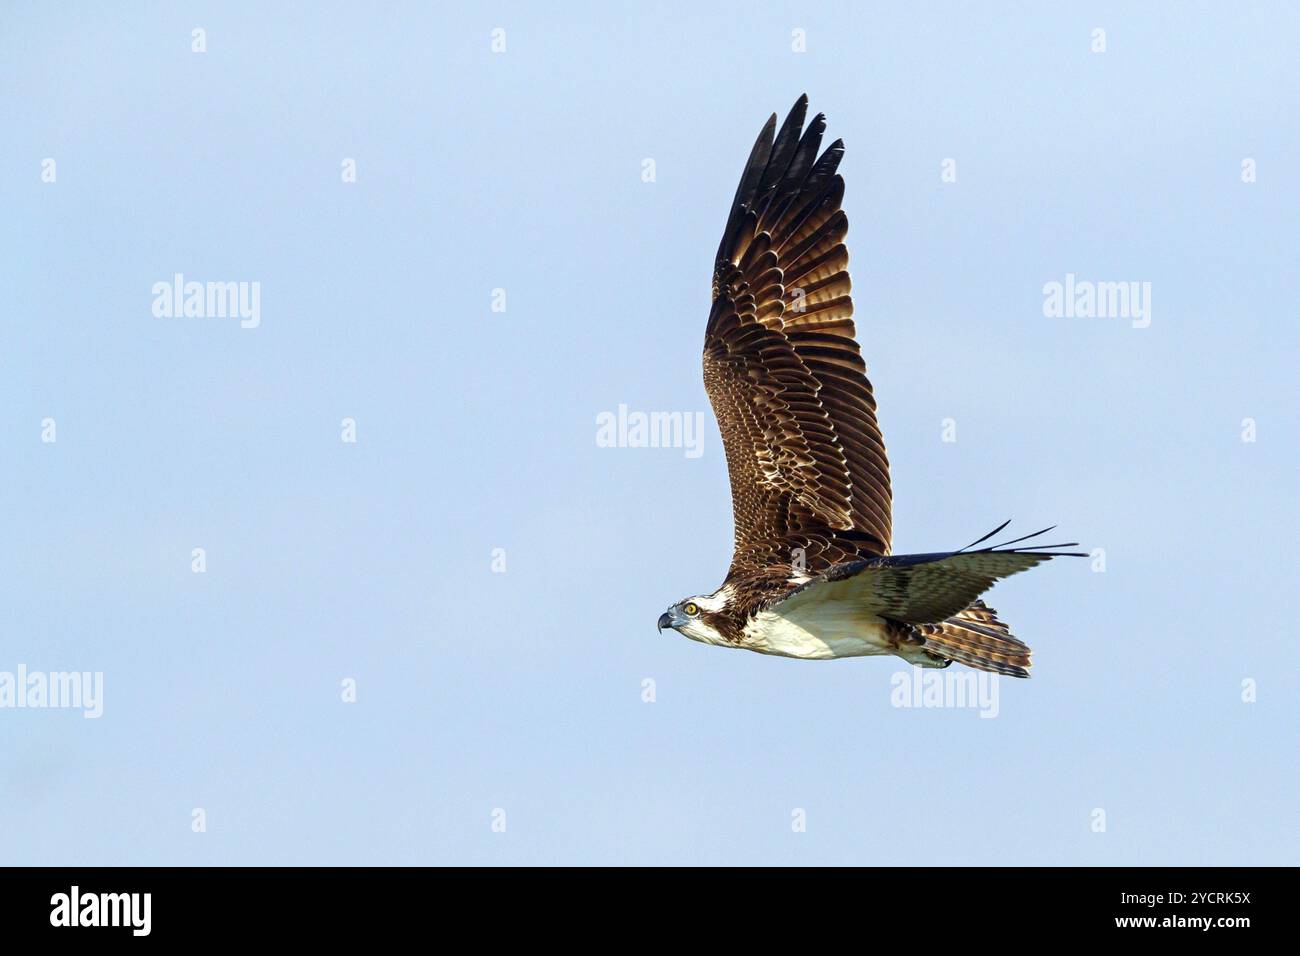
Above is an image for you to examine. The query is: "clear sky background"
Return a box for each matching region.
[3,2,1297,865]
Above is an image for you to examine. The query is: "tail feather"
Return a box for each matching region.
[915,600,1032,678]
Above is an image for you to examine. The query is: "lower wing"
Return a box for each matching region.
[775,522,1084,624]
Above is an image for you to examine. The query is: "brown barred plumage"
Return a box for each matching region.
[897,601,1033,679]
[705,94,891,577]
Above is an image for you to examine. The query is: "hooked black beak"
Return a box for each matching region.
[657,612,672,632]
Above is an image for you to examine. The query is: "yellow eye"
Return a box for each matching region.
[683,602,699,616]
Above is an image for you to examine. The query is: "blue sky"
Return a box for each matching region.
[2,1,1297,865]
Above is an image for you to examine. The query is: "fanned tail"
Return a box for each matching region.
[914,600,1032,678]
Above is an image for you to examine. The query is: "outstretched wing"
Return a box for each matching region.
[776,529,1086,625]
[705,95,892,580]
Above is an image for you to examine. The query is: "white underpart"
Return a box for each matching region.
[741,601,893,660]
[676,580,939,666]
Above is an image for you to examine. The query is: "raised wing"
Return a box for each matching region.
[705,96,892,580]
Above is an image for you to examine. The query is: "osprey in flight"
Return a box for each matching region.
[657,95,1081,677]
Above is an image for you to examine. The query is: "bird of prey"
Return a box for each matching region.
[656,95,1081,677]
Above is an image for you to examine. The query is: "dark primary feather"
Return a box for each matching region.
[705,94,892,580]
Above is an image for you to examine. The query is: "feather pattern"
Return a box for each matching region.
[705,95,892,579]
[898,601,1034,678]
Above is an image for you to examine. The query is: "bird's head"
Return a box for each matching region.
[657,588,735,646]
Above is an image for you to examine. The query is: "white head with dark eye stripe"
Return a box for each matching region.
[656,588,735,646]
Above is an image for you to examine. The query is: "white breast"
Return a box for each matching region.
[741,600,892,660]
